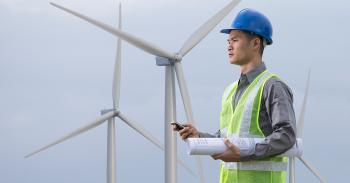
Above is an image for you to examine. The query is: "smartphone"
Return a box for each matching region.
[171,122,184,130]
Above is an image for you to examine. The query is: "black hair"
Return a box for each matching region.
[243,31,265,56]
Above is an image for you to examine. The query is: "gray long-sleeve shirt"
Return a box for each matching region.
[199,62,296,161]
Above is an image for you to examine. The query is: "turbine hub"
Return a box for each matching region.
[173,53,182,62]
[114,109,120,116]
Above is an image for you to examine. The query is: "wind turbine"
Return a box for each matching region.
[25,3,196,183]
[289,70,327,183]
[47,1,242,183]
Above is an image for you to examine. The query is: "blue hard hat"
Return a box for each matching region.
[220,9,273,45]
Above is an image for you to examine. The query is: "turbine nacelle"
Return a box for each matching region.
[155,54,182,66]
[101,108,120,116]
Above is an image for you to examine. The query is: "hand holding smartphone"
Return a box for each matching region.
[171,122,185,131]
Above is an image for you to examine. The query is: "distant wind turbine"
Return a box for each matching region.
[47,1,242,182]
[289,70,327,183]
[25,3,196,183]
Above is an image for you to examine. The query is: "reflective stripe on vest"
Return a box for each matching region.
[223,161,288,171]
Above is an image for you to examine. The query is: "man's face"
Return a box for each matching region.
[227,30,253,65]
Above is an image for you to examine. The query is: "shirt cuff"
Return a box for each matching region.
[239,144,256,162]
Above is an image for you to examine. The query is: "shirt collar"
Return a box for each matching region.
[239,62,267,84]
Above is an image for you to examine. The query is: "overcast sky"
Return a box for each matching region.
[1,0,349,182]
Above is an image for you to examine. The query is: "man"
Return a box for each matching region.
[172,9,296,183]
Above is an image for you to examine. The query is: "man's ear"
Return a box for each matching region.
[250,37,261,51]
[254,37,262,49]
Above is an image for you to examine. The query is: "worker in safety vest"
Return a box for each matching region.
[173,9,296,183]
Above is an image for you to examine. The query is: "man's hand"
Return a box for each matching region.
[211,138,240,162]
[172,123,199,140]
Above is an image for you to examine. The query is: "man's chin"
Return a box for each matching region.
[229,60,239,65]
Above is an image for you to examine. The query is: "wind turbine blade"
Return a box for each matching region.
[112,3,122,109]
[118,112,163,149]
[50,2,176,59]
[297,69,311,138]
[178,0,241,57]
[298,156,327,183]
[195,157,205,183]
[174,62,194,123]
[177,156,197,177]
[117,112,196,177]
[174,62,205,183]
[25,111,116,158]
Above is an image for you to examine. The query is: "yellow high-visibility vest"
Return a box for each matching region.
[220,70,287,183]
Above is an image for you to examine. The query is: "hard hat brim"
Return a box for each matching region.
[220,28,234,34]
[220,28,273,45]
